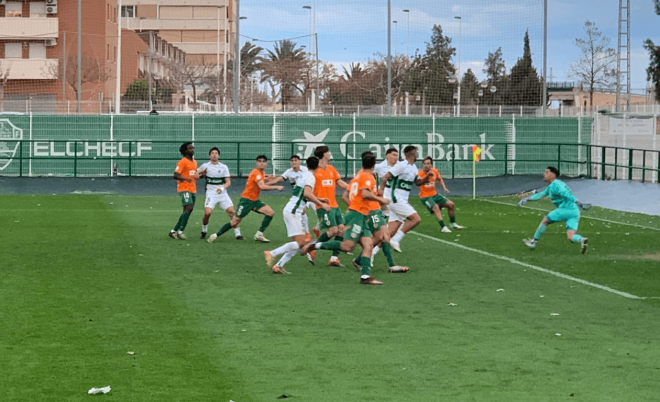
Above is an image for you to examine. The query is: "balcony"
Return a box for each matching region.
[0,18,58,39]
[4,59,59,80]
[169,42,229,55]
[122,17,228,31]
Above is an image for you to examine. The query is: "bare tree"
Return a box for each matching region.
[169,61,216,105]
[46,54,110,101]
[569,20,617,105]
[0,61,11,112]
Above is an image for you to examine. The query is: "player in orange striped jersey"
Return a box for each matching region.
[301,154,390,285]
[417,156,463,232]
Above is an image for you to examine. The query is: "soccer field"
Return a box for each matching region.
[2,194,660,401]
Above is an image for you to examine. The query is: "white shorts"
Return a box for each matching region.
[283,210,304,237]
[204,191,234,211]
[306,201,316,210]
[387,201,417,223]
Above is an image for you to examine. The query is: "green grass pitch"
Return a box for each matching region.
[2,194,660,401]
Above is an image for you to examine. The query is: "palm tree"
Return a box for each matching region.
[261,40,307,108]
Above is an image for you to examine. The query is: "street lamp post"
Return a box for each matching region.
[403,9,410,58]
[303,2,318,111]
[393,20,397,55]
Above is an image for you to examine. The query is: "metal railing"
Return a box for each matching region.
[1,140,622,180]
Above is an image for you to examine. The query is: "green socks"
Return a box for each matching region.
[332,236,344,257]
[359,256,371,276]
[174,212,191,231]
[382,242,396,267]
[450,216,456,224]
[318,232,331,242]
[216,222,232,236]
[319,240,342,250]
[438,220,446,228]
[259,215,273,233]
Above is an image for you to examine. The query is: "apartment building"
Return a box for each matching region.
[120,0,236,66]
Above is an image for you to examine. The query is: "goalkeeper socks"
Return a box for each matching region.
[533,223,547,240]
[382,242,396,267]
[450,216,456,224]
[438,220,446,228]
[319,240,342,251]
[331,236,344,257]
[571,234,583,243]
[179,212,191,231]
[272,241,299,257]
[259,215,274,233]
[216,222,232,236]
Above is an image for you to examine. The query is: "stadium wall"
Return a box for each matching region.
[0,115,592,178]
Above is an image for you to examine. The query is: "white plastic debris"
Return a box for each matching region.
[88,386,111,395]
[555,333,561,336]
[550,313,560,316]
[447,303,457,306]
[496,289,504,292]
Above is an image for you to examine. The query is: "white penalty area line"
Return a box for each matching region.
[480,199,660,232]
[411,230,660,300]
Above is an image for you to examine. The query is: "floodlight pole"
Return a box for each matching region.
[542,0,548,116]
[233,0,240,113]
[77,0,81,114]
[387,0,392,115]
[115,0,122,114]
[455,16,462,117]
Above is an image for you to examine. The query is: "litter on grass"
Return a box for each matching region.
[87,386,111,395]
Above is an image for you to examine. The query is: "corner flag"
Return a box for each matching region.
[472,145,482,162]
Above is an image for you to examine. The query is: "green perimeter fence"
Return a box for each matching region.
[0,114,604,179]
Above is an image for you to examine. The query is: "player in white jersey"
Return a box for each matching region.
[377,145,432,252]
[197,147,242,240]
[264,156,330,274]
[371,147,399,262]
[266,155,317,239]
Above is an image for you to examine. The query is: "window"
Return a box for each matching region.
[6,2,23,17]
[29,43,47,59]
[5,43,22,59]
[30,2,47,18]
[107,45,110,61]
[121,6,137,18]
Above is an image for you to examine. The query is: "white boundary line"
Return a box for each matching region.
[411,230,660,300]
[480,199,660,232]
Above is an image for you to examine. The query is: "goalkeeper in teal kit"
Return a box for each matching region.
[518,166,589,254]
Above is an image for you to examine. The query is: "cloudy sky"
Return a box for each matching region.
[240,0,659,94]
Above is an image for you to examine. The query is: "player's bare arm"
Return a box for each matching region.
[341,190,351,206]
[437,175,450,194]
[264,175,283,184]
[414,174,432,186]
[378,172,393,195]
[257,179,284,192]
[336,178,349,190]
[363,188,390,205]
[303,186,331,212]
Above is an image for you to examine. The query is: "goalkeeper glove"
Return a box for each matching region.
[517,197,530,207]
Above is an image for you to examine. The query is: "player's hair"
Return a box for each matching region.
[362,154,376,169]
[385,147,399,155]
[289,154,300,161]
[423,156,433,163]
[403,145,417,156]
[256,155,268,162]
[179,142,193,156]
[361,150,374,158]
[314,145,330,159]
[306,156,320,170]
[547,166,559,177]
[209,147,220,155]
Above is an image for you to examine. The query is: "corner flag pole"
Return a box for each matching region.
[471,144,482,200]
